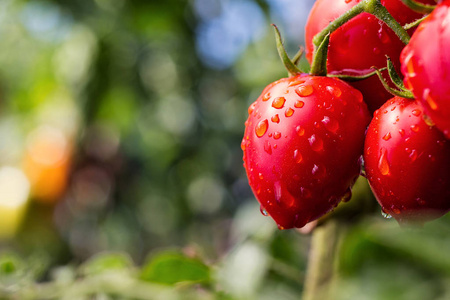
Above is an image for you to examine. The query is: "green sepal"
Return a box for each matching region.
[272,24,303,77]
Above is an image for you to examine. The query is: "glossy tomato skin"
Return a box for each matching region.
[401,0,450,139]
[305,0,435,113]
[364,97,450,224]
[242,74,371,229]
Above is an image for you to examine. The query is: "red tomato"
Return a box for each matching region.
[305,0,435,113]
[364,97,450,224]
[401,0,450,139]
[242,74,370,229]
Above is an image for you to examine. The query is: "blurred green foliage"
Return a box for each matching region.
[0,0,449,299]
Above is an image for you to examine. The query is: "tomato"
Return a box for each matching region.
[242,74,370,229]
[401,0,450,139]
[305,0,435,113]
[364,97,450,224]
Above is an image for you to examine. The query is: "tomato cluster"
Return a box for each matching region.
[242,0,450,229]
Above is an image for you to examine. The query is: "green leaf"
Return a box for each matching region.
[140,251,211,285]
[80,252,134,276]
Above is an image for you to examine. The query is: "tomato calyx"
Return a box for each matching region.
[400,0,436,14]
[372,57,415,99]
[272,24,305,77]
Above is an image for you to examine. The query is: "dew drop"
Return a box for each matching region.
[326,85,342,97]
[255,119,268,137]
[322,116,339,133]
[398,129,405,137]
[295,100,305,108]
[378,147,390,176]
[296,125,305,136]
[410,124,419,133]
[382,132,391,141]
[271,114,280,123]
[258,173,264,180]
[264,140,272,154]
[312,164,326,179]
[296,84,314,97]
[274,181,282,204]
[381,208,392,219]
[277,224,285,230]
[409,149,418,162]
[285,107,294,117]
[342,188,352,202]
[272,97,286,109]
[309,134,324,152]
[411,109,421,117]
[288,78,306,87]
[391,206,401,214]
[248,102,257,115]
[240,139,246,151]
[273,131,281,139]
[294,149,303,164]
[260,206,269,216]
[262,92,271,102]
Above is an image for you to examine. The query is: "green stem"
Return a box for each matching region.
[401,0,436,14]
[302,220,347,300]
[311,0,410,76]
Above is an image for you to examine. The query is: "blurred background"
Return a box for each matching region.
[0,0,449,299]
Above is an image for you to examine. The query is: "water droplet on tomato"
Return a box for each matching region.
[262,92,271,102]
[274,181,282,204]
[378,147,390,176]
[285,107,294,117]
[248,102,257,115]
[309,134,324,152]
[277,224,285,230]
[296,84,314,97]
[273,131,281,139]
[381,208,392,219]
[271,114,280,123]
[411,109,421,117]
[382,132,391,141]
[260,206,269,216]
[272,97,286,109]
[264,140,272,154]
[312,164,326,179]
[296,125,305,136]
[326,85,342,97]
[409,149,418,162]
[342,188,352,202]
[294,100,304,108]
[410,124,419,133]
[391,205,401,214]
[294,149,302,164]
[258,173,264,180]
[255,119,268,137]
[322,116,339,133]
[288,79,306,87]
[398,129,405,137]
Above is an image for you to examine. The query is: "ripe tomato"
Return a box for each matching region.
[305,0,435,113]
[242,74,370,229]
[401,0,450,139]
[364,97,450,224]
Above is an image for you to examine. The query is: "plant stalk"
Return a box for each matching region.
[302,219,348,300]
